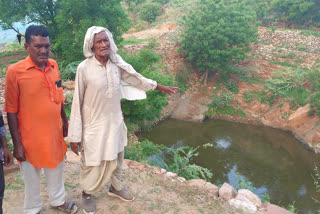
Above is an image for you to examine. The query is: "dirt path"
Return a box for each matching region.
[3,152,243,214]
[0,52,27,67]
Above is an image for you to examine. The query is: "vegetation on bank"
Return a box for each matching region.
[313,165,320,214]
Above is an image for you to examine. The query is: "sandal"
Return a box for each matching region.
[54,200,78,214]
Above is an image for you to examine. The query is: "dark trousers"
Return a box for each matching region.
[0,161,4,214]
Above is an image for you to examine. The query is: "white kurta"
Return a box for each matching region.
[68,56,157,166]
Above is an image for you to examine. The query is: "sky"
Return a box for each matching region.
[0,23,28,43]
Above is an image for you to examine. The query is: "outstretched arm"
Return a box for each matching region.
[156,84,179,95]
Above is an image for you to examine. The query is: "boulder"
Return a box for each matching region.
[288,104,310,128]
[218,183,237,201]
[235,189,262,207]
[187,179,206,188]
[177,177,186,183]
[205,182,219,197]
[160,168,167,174]
[229,199,257,213]
[165,172,178,179]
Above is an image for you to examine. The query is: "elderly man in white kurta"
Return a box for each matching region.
[68,26,178,214]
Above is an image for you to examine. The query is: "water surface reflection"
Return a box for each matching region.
[140,119,320,214]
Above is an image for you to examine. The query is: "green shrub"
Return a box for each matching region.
[312,165,320,214]
[125,140,165,164]
[179,0,257,75]
[224,79,239,93]
[60,61,81,81]
[287,201,297,213]
[120,47,175,131]
[309,92,320,116]
[175,69,191,93]
[166,146,213,181]
[139,2,162,23]
[206,90,246,118]
[125,140,213,181]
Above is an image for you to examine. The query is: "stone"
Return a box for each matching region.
[129,161,145,171]
[229,199,257,213]
[160,168,167,174]
[235,189,262,207]
[288,104,310,128]
[65,151,80,163]
[218,183,237,201]
[165,172,178,179]
[177,177,186,183]
[260,203,294,214]
[205,182,219,197]
[187,179,206,188]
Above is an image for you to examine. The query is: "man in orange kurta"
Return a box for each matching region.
[5,25,77,214]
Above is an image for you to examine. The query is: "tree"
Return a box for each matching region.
[53,0,130,63]
[0,0,57,35]
[0,0,130,63]
[139,2,162,23]
[119,47,175,131]
[179,0,258,76]
[270,0,320,25]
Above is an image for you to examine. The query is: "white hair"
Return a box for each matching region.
[83,26,118,62]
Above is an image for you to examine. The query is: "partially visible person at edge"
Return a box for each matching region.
[0,107,13,214]
[68,26,178,214]
[4,25,78,214]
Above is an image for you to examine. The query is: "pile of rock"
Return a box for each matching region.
[125,159,294,214]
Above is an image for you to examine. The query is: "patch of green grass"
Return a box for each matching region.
[206,90,246,118]
[5,183,23,190]
[110,204,119,212]
[6,174,24,190]
[294,57,305,64]
[243,90,269,104]
[280,52,296,59]
[286,201,297,213]
[127,207,139,214]
[296,43,307,52]
[0,63,6,69]
[300,29,320,37]
[271,61,298,68]
[120,38,151,45]
[281,112,289,121]
[8,59,19,64]
[0,50,25,57]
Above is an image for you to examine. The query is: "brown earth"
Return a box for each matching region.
[3,153,246,214]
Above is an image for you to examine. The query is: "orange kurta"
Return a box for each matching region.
[5,56,67,169]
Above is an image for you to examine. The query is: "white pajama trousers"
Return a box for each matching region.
[20,160,66,214]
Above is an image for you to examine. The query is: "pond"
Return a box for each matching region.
[139,119,320,214]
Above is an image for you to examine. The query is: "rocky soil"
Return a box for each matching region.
[3,152,292,214]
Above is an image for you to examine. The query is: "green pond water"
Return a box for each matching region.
[139,119,320,214]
